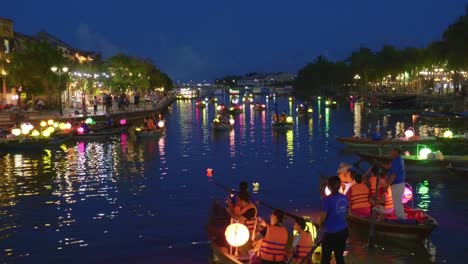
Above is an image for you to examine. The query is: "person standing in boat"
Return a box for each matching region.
[290,218,314,264]
[381,148,406,219]
[254,209,288,264]
[226,192,257,255]
[319,176,348,264]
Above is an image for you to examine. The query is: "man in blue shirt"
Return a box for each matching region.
[320,176,349,264]
[383,148,407,219]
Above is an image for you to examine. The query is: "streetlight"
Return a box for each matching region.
[50,66,69,115]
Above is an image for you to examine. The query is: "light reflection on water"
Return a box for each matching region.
[0,97,465,263]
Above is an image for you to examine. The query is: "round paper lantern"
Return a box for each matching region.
[120,119,127,126]
[31,130,40,137]
[419,147,432,160]
[307,108,313,113]
[20,123,29,131]
[21,127,30,135]
[47,119,54,126]
[53,122,59,128]
[225,223,249,247]
[85,117,94,125]
[77,127,85,134]
[11,128,21,136]
[47,126,55,133]
[40,121,47,127]
[216,105,222,111]
[42,130,51,137]
[158,121,165,128]
[59,123,66,130]
[64,123,72,130]
[286,116,293,123]
[229,119,235,125]
[404,129,414,138]
[443,130,453,138]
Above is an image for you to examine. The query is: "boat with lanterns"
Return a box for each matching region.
[336,136,436,148]
[73,117,130,140]
[242,94,254,104]
[252,103,266,111]
[134,120,166,138]
[228,104,243,115]
[296,104,313,115]
[325,99,337,109]
[272,116,294,130]
[196,100,207,109]
[212,116,235,131]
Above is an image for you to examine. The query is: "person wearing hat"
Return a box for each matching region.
[319,176,348,264]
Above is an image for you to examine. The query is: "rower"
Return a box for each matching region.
[346,174,371,217]
[290,218,314,264]
[254,210,288,263]
[380,148,407,219]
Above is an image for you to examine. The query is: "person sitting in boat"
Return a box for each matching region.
[144,117,156,131]
[319,176,348,264]
[279,112,287,123]
[346,174,372,217]
[366,166,380,196]
[337,163,354,194]
[253,209,288,263]
[370,174,394,216]
[290,217,314,264]
[226,192,257,254]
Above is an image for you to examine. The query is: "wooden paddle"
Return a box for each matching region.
[367,168,380,248]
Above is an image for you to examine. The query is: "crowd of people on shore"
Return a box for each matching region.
[221,148,407,264]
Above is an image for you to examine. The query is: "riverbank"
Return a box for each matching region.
[0,96,175,128]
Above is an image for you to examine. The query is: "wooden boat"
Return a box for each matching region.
[252,103,266,111]
[272,121,293,130]
[435,136,468,148]
[347,212,438,242]
[337,136,436,148]
[134,129,164,138]
[196,101,207,109]
[74,127,124,139]
[229,105,243,115]
[0,135,71,151]
[325,100,337,109]
[296,104,312,115]
[357,152,468,168]
[212,122,233,132]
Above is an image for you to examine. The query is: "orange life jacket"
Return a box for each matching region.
[260,225,288,262]
[368,176,377,196]
[339,171,353,185]
[349,183,371,210]
[384,186,394,210]
[294,231,314,263]
[238,202,257,235]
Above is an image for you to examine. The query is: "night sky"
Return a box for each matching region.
[2,0,467,81]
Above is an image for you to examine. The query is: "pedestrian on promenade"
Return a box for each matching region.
[93,96,99,115]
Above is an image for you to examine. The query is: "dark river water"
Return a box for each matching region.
[0,96,466,263]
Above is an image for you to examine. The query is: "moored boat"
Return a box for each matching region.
[296,104,313,115]
[229,105,243,115]
[74,127,125,139]
[134,128,164,138]
[347,211,438,242]
[0,135,71,151]
[337,136,436,148]
[252,103,266,111]
[357,152,468,168]
[196,100,207,109]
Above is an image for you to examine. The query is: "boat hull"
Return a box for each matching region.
[0,135,71,151]
[357,152,468,168]
[272,122,293,130]
[212,123,233,131]
[337,137,435,148]
[135,130,164,138]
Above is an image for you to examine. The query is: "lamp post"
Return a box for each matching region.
[50,66,69,115]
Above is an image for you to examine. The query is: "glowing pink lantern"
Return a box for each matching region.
[77,127,85,134]
[120,119,127,126]
[402,184,413,204]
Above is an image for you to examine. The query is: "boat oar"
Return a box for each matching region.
[367,168,380,248]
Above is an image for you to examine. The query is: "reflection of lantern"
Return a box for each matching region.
[286,116,293,123]
[402,185,413,204]
[404,128,414,138]
[47,119,54,126]
[12,128,21,136]
[419,147,432,160]
[47,127,55,133]
[120,119,127,126]
[443,130,453,138]
[158,121,165,128]
[31,130,40,137]
[229,119,235,125]
[77,127,85,134]
[42,130,51,137]
[225,223,249,248]
[40,121,47,127]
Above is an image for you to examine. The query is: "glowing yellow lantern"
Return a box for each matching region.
[404,129,414,138]
[325,186,331,196]
[59,123,66,130]
[135,127,141,132]
[64,123,72,130]
[42,130,51,137]
[307,108,313,113]
[213,118,220,123]
[216,105,222,111]
[158,121,165,128]
[47,127,55,133]
[225,223,249,248]
[31,130,40,137]
[286,116,293,123]
[443,130,453,138]
[11,128,21,136]
[20,123,29,131]
[419,147,432,160]
[47,119,54,126]
[40,121,47,127]
[21,127,30,135]
[53,122,59,128]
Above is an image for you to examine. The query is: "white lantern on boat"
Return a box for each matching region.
[325,186,331,196]
[404,128,414,138]
[11,128,21,136]
[225,223,249,247]
[443,130,453,138]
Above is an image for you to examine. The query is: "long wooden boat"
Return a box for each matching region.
[337,136,436,148]
[252,104,266,111]
[135,129,164,138]
[212,122,233,132]
[347,212,438,242]
[357,152,468,168]
[272,122,293,130]
[74,127,124,139]
[0,135,71,151]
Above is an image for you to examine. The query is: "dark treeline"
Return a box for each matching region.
[294,5,468,96]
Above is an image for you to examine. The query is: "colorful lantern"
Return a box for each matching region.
[135,127,141,131]
[216,105,222,111]
[85,117,94,125]
[402,185,413,204]
[77,127,85,134]
[59,123,66,130]
[42,130,51,137]
[286,116,293,123]
[40,121,47,127]
[120,119,127,126]
[419,147,432,160]
[404,128,414,138]
[47,127,55,133]
[31,130,40,137]
[443,130,453,138]
[325,186,331,196]
[225,223,249,247]
[229,119,235,125]
[206,168,213,177]
[21,127,30,135]
[47,119,54,126]
[53,122,59,128]
[11,128,21,136]
[307,108,313,113]
[158,121,165,128]
[64,123,72,130]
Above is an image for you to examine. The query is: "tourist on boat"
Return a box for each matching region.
[143,117,156,131]
[226,192,257,238]
[366,166,380,196]
[319,176,348,264]
[346,174,371,217]
[337,163,354,194]
[370,173,394,216]
[254,209,288,263]
[290,218,314,264]
[380,148,406,219]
